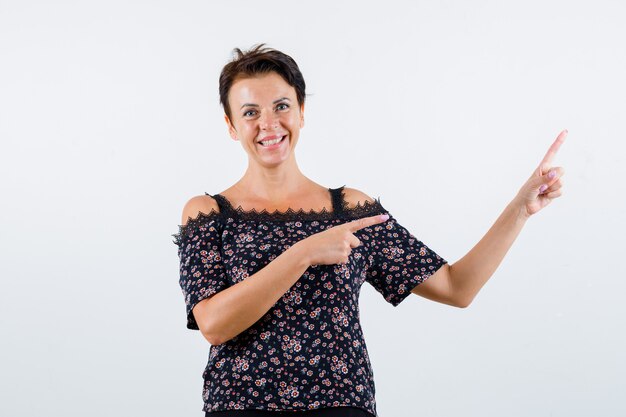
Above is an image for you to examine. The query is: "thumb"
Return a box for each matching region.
[537,169,554,194]
[538,162,552,176]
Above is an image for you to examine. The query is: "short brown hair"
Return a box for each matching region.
[219,44,306,120]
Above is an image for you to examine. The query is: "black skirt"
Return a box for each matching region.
[206,406,375,416]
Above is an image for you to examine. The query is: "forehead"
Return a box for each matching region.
[229,72,296,104]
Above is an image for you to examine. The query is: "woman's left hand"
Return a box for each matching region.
[513,129,567,219]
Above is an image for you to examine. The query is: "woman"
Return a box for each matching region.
[173,44,566,416]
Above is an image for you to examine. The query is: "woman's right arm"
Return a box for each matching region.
[182,195,311,346]
[195,241,311,345]
[182,195,387,345]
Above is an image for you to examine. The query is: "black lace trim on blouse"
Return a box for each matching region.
[172,186,387,246]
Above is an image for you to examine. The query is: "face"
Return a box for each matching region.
[224,71,304,167]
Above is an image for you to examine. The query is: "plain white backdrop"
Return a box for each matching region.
[1,1,624,416]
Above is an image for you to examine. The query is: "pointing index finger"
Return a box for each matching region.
[345,214,390,232]
[539,129,567,172]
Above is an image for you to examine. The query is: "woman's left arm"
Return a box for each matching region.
[412,130,567,308]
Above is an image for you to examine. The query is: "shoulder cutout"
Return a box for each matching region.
[181,195,220,226]
[342,187,377,210]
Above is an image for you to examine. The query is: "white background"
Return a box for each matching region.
[1,1,624,416]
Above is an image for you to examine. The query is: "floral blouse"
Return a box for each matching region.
[173,186,448,416]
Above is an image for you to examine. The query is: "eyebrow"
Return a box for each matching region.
[240,97,291,109]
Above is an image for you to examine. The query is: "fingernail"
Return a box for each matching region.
[539,184,548,193]
[380,214,389,221]
[548,170,556,179]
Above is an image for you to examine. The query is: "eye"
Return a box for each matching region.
[276,103,290,111]
[243,109,257,117]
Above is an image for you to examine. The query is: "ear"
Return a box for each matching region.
[224,114,238,140]
[299,104,305,128]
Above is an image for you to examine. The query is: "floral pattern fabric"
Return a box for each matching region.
[173,186,448,416]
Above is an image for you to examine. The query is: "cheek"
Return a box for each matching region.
[239,122,256,135]
[282,114,301,129]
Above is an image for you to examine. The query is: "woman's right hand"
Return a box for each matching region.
[295,214,390,266]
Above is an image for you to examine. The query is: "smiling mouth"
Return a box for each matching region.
[258,135,287,147]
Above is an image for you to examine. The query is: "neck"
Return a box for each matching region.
[237,154,311,201]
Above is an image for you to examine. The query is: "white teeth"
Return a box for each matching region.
[260,136,284,146]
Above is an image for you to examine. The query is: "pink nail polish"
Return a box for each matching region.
[539,184,548,193]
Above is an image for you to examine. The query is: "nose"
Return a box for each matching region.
[259,110,279,130]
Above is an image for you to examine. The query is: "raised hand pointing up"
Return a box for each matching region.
[513,130,568,218]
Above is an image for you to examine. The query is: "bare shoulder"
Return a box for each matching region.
[181,195,220,226]
[341,187,377,209]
